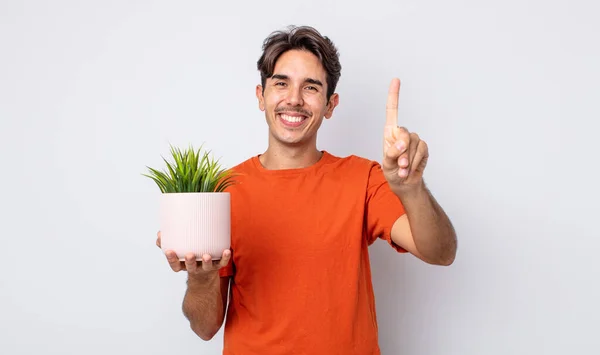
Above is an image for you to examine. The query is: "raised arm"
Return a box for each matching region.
[381,78,457,265]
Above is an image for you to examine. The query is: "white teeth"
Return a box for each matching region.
[280,114,304,123]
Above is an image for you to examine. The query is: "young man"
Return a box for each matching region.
[156,26,457,354]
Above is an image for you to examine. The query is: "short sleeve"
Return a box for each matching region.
[364,162,407,253]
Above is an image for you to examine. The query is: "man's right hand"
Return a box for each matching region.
[156,231,231,277]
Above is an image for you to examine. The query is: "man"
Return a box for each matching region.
[156,25,457,354]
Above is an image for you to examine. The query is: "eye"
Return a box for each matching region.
[275,82,287,87]
[305,86,318,91]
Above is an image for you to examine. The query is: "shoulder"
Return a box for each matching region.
[322,151,382,173]
[229,155,257,173]
[223,155,259,192]
[318,151,385,191]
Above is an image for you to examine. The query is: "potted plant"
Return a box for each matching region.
[143,144,237,261]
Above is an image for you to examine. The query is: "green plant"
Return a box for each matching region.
[143,144,237,193]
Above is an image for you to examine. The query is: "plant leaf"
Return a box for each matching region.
[143,143,239,193]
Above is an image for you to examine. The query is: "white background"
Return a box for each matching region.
[1,0,599,354]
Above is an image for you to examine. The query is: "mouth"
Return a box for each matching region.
[277,112,309,127]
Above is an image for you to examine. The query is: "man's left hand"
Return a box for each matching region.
[382,78,429,195]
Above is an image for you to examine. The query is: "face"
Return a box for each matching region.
[256,49,339,147]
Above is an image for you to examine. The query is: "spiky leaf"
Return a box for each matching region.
[143,143,239,193]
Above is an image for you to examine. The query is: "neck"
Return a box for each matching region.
[259,139,322,170]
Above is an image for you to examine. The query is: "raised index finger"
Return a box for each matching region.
[386,78,400,128]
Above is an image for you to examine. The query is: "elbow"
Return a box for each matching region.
[424,238,457,266]
[426,253,455,266]
[437,252,456,266]
[423,253,454,266]
[191,323,219,341]
[437,239,457,266]
[198,332,217,342]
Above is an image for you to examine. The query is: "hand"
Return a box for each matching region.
[156,231,231,278]
[383,78,429,194]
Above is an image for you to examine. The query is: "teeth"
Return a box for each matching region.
[280,114,304,123]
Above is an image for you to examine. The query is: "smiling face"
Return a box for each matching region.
[256,49,339,147]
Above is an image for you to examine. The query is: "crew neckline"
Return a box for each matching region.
[250,150,335,175]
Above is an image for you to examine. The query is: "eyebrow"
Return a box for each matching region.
[271,74,323,87]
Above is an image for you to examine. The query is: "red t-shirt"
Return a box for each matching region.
[218,151,406,354]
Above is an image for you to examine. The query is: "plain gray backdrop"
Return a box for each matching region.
[1,0,599,354]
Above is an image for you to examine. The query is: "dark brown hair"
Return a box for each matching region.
[257,25,341,101]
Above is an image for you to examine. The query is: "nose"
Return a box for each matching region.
[285,85,304,106]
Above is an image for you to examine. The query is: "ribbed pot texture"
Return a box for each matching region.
[159,192,231,260]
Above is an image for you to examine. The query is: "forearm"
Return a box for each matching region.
[182,272,226,340]
[398,181,457,265]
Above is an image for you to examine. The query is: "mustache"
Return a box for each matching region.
[275,107,312,117]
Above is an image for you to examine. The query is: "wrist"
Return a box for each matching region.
[188,270,219,287]
[393,180,427,200]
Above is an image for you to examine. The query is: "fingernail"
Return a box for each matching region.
[395,142,405,151]
[399,169,408,177]
[399,158,408,166]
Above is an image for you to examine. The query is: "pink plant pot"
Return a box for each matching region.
[159,192,231,261]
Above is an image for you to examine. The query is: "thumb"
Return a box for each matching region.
[383,126,404,167]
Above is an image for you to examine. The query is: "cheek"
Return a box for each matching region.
[265,95,284,110]
[307,97,328,115]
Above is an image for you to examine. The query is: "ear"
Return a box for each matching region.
[256,85,265,111]
[324,93,339,119]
